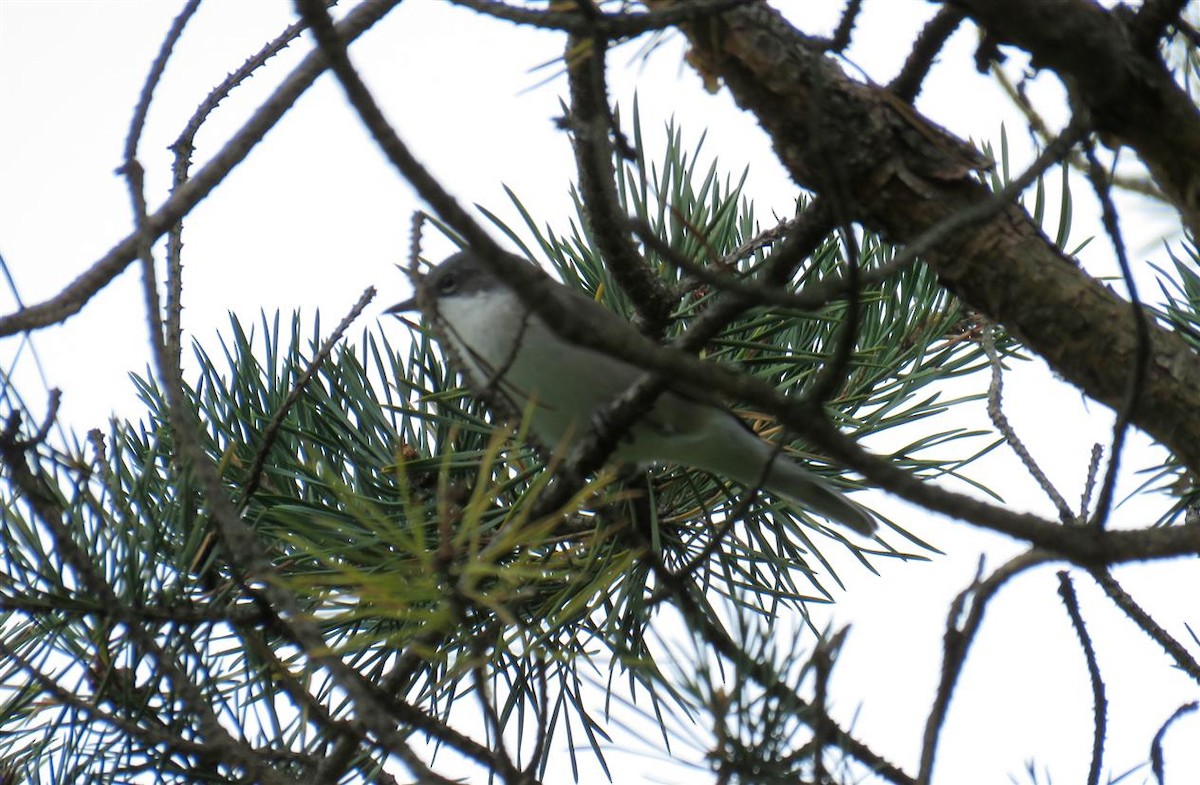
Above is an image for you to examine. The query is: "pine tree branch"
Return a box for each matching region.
[659,0,1200,476]
[952,0,1200,236]
[0,0,399,338]
[566,31,675,333]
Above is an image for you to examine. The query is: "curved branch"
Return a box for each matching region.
[0,0,397,338]
[919,551,1052,783]
[889,6,966,102]
[566,32,674,332]
[1056,571,1107,785]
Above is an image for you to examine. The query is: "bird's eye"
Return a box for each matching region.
[436,273,459,295]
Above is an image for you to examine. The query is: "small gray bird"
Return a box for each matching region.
[389,250,876,535]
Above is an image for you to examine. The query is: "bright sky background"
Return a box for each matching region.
[1,1,1198,783]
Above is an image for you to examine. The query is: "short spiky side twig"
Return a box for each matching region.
[240,288,376,507]
[1080,443,1104,519]
[981,323,1076,524]
[825,0,864,53]
[889,6,966,102]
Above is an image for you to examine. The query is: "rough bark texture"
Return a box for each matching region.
[665,1,1200,473]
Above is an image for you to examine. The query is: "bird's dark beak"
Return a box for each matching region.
[385,297,418,315]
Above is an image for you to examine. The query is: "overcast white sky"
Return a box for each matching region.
[1,1,1198,783]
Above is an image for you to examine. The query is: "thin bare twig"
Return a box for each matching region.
[808,627,847,782]
[981,323,1076,523]
[1080,443,1104,519]
[123,0,202,164]
[889,6,966,102]
[1082,140,1151,529]
[10,389,60,450]
[240,287,376,507]
[0,0,398,339]
[1056,571,1106,785]
[919,550,1053,782]
[1151,702,1200,784]
[1091,570,1200,685]
[167,4,329,393]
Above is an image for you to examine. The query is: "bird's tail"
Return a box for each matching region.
[760,456,877,535]
[682,413,877,536]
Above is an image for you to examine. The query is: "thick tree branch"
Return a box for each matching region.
[950,0,1200,236]
[659,0,1200,475]
[448,0,752,35]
